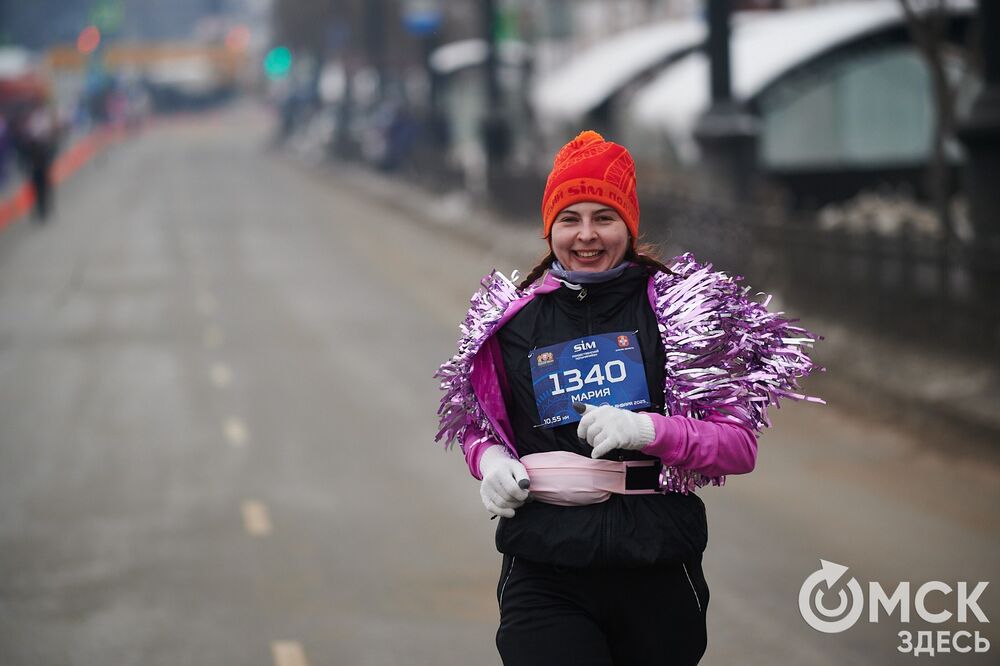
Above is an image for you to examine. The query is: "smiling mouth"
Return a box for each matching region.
[574,250,603,258]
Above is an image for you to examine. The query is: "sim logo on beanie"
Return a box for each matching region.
[540,130,640,240]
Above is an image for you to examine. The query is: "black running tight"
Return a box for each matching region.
[496,554,709,666]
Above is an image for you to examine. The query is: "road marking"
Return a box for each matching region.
[210,362,232,387]
[224,417,248,447]
[242,500,273,536]
[197,291,218,315]
[271,641,309,666]
[203,324,225,348]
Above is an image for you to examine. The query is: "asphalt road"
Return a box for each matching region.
[0,105,997,666]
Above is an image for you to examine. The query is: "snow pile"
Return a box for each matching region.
[531,19,705,122]
[429,39,530,76]
[817,190,973,241]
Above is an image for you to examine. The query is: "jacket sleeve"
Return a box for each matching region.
[641,412,757,477]
[461,424,501,481]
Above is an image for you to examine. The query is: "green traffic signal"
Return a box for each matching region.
[263,46,292,80]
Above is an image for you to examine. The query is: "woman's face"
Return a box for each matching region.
[549,202,630,272]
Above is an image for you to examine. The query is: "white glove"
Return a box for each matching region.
[575,402,656,459]
[478,445,531,519]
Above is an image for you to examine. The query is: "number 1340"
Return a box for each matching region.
[548,360,627,396]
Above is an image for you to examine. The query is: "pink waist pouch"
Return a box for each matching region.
[519,451,662,507]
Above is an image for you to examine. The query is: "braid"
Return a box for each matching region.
[518,250,555,290]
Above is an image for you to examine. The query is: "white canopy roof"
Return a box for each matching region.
[627,0,925,162]
[429,39,529,76]
[530,19,706,123]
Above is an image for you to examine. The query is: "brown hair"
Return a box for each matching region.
[516,240,673,290]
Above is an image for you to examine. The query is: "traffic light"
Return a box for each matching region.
[263,46,292,80]
[77,26,101,55]
[225,25,251,53]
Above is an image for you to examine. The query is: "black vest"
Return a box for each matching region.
[494,266,708,568]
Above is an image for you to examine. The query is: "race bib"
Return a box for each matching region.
[529,331,650,429]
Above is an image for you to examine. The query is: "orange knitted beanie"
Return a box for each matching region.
[540,130,639,240]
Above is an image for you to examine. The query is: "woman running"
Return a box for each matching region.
[436,130,821,665]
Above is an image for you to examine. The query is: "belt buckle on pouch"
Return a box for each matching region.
[623,460,663,493]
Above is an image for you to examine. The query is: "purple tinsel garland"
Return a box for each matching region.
[434,269,528,453]
[435,253,823,494]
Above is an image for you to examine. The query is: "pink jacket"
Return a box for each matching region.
[462,272,758,481]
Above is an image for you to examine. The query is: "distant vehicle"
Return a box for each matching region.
[143,53,234,110]
[46,43,246,111]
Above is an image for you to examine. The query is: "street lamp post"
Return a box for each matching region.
[423,32,447,146]
[693,0,759,203]
[365,0,387,102]
[402,0,446,146]
[957,2,1000,307]
[481,0,510,179]
[706,0,731,107]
